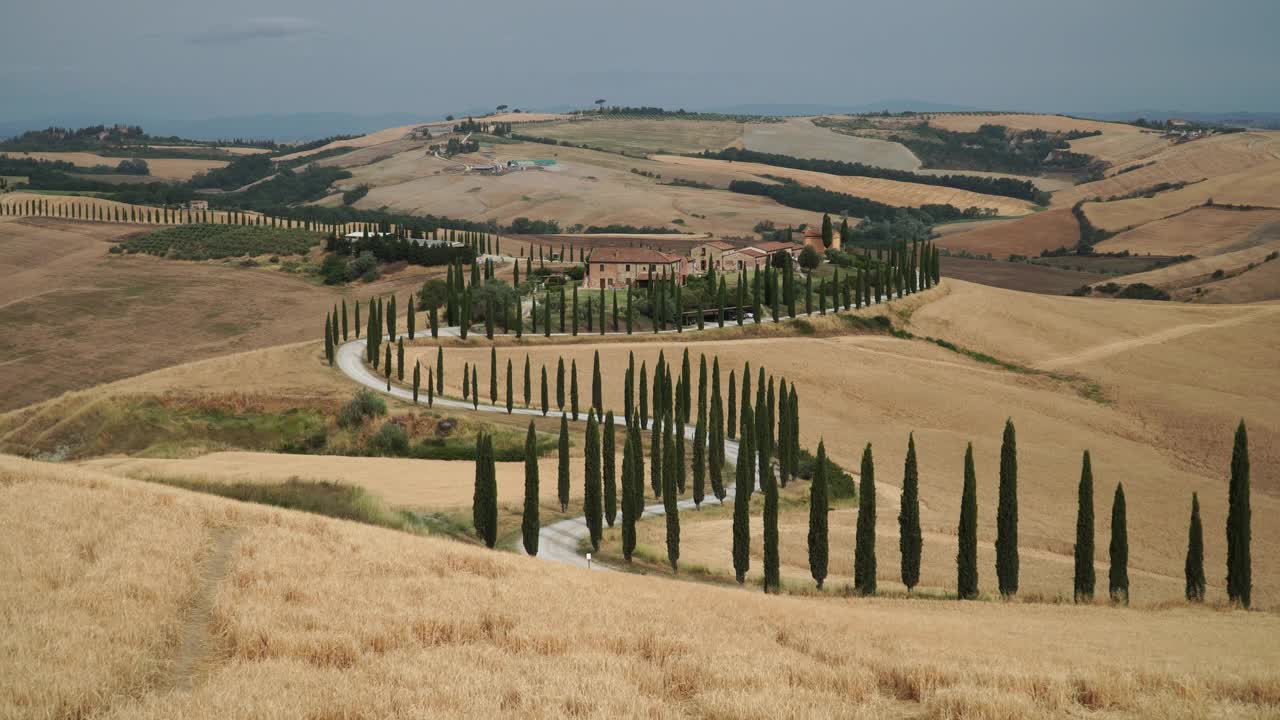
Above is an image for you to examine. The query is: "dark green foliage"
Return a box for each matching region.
[505,359,513,414]
[674,421,686,495]
[621,430,637,562]
[558,415,570,511]
[324,313,334,366]
[556,358,565,410]
[1226,421,1251,608]
[996,419,1019,598]
[639,362,649,430]
[732,420,753,584]
[726,370,736,440]
[472,433,497,548]
[120,224,320,260]
[650,413,663,499]
[584,411,603,551]
[957,443,979,600]
[692,403,706,509]
[603,411,617,528]
[663,427,680,572]
[1109,483,1129,605]
[540,366,549,416]
[808,440,830,589]
[412,361,421,404]
[899,434,922,592]
[436,346,444,394]
[762,458,780,593]
[523,355,532,407]
[854,443,877,595]
[1074,451,1096,603]
[591,351,603,414]
[489,347,498,405]
[522,422,540,556]
[570,359,580,421]
[1186,492,1206,602]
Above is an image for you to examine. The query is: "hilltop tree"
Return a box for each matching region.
[584,411,603,551]
[808,440,829,589]
[996,419,1019,598]
[854,443,877,595]
[1109,483,1129,605]
[1185,492,1206,602]
[1226,421,1251,608]
[604,411,617,527]
[1074,450,1096,603]
[522,423,540,555]
[957,443,979,600]
[899,433,922,592]
[557,415,570,511]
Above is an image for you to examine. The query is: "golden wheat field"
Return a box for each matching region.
[0,151,229,181]
[932,208,1079,257]
[3,455,1279,719]
[272,124,430,162]
[1096,206,1280,257]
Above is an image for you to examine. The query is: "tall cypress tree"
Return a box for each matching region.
[621,430,637,562]
[899,433,922,592]
[591,351,603,414]
[1109,483,1129,605]
[727,370,736,441]
[808,440,829,589]
[473,433,491,543]
[557,415,570,511]
[412,361,421,404]
[570,359,580,421]
[639,363,649,429]
[762,457,780,593]
[523,355,531,407]
[1185,492,1206,602]
[471,362,478,409]
[854,443,877,595]
[957,443,979,600]
[556,358,565,410]
[505,359,513,413]
[397,339,405,381]
[732,420,753,584]
[324,313,334,366]
[341,299,349,340]
[664,430,680,572]
[604,411,617,528]
[1074,450,1096,603]
[540,366,549,416]
[650,412,663,498]
[692,402,706,509]
[709,393,725,503]
[490,347,498,405]
[436,346,444,394]
[1226,420,1251,608]
[584,411,603,551]
[996,419,1020,598]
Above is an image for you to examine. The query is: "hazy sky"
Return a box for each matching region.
[4,0,1278,126]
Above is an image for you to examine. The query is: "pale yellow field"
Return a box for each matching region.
[0,151,229,180]
[1083,159,1280,231]
[81,451,584,509]
[1056,131,1280,210]
[521,117,745,155]
[1111,244,1280,299]
[1097,206,1280,256]
[327,141,819,235]
[147,145,272,155]
[273,124,429,162]
[5,455,1280,719]
[927,113,1145,136]
[651,154,1038,216]
[746,118,923,171]
[485,112,569,123]
[933,208,1078,257]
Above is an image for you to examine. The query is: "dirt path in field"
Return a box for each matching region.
[167,526,240,691]
[1036,305,1280,371]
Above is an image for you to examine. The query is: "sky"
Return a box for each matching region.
[3,0,1278,133]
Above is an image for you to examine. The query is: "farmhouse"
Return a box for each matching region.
[187,199,209,211]
[802,225,835,252]
[752,240,804,260]
[690,240,737,272]
[716,246,770,272]
[585,247,689,289]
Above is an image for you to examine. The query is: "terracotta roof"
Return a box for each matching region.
[588,247,683,264]
[752,241,802,254]
[803,226,823,238]
[701,240,737,250]
[724,247,768,259]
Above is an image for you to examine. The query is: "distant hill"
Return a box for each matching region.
[1081,110,1280,129]
[705,100,984,116]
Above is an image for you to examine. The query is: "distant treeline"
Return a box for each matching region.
[569,106,778,122]
[326,231,475,267]
[895,124,1102,176]
[728,180,981,224]
[701,147,1050,205]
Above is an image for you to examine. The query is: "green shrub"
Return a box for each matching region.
[337,389,387,428]
[120,224,322,260]
[795,448,856,500]
[369,422,410,456]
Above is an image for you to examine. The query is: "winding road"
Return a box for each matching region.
[335,278,909,569]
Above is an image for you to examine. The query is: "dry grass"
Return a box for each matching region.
[1097,206,1280,257]
[651,154,1038,216]
[744,117,923,171]
[3,455,1279,719]
[273,124,428,162]
[520,117,745,156]
[0,151,229,181]
[934,208,1080,257]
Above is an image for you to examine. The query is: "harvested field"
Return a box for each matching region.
[330,142,818,236]
[744,117,921,170]
[1181,257,1280,303]
[939,256,1098,294]
[652,155,1037,216]
[0,151,228,181]
[518,117,745,156]
[1097,206,1280,257]
[147,145,272,155]
[274,124,428,162]
[1112,243,1280,303]
[0,217,437,411]
[933,208,1079,257]
[1083,161,1280,232]
[927,113,1143,136]
[4,455,1279,718]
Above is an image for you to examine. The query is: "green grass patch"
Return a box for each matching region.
[119,223,323,260]
[143,476,429,534]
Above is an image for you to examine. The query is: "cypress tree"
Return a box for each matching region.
[957,443,979,600]
[591,351,602,414]
[1226,420,1251,608]
[505,359,513,413]
[854,443,877,595]
[1074,450,1096,603]
[473,433,491,542]
[471,367,478,409]
[675,419,686,495]
[739,403,755,501]
[624,366,634,423]
[692,402,706,509]
[664,428,680,572]
[808,439,829,589]
[650,412,663,498]
[604,411,617,528]
[407,296,416,339]
[523,355,532,407]
[436,346,444,394]
[1185,492,1206,603]
[732,420,753,584]
[727,370,736,440]
[570,359,580,421]
[762,456,780,593]
[571,285,579,336]
[341,299,349,340]
[397,339,405,381]
[490,347,498,405]
[709,394,726,503]
[388,295,397,342]
[621,430,636,561]
[430,304,439,338]
[680,349,691,424]
[412,361,421,403]
[427,369,434,407]
[540,366,549,416]
[558,415,570,511]
[1109,483,1129,605]
[639,363,649,429]
[324,313,334,366]
[899,433,922,592]
[996,419,1020,598]
[463,363,470,399]
[556,358,565,410]
[777,382,790,487]
[384,344,392,390]
[584,411,603,551]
